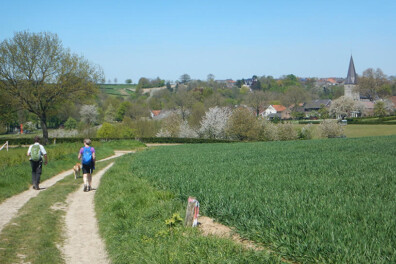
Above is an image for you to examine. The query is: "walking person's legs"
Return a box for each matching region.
[83,173,88,192]
[30,160,42,190]
[87,172,92,191]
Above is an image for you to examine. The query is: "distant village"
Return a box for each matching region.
[150,56,396,121]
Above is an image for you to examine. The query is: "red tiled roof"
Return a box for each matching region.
[151,110,161,116]
[272,105,286,112]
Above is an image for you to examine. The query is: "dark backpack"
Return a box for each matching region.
[82,147,92,165]
[31,145,41,161]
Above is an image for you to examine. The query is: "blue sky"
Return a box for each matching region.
[1,0,395,83]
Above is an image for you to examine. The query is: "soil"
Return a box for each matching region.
[198,216,265,251]
[61,163,114,264]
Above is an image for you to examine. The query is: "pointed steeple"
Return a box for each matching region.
[345,56,357,84]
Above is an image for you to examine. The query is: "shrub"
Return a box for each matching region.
[319,119,344,138]
[64,117,77,130]
[157,113,182,138]
[97,122,117,139]
[299,124,315,140]
[257,119,278,141]
[277,123,298,141]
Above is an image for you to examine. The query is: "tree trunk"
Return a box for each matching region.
[40,116,49,145]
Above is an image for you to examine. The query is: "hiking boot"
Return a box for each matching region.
[87,186,91,192]
[83,185,87,192]
[32,185,36,190]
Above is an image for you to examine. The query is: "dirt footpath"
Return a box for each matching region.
[62,163,114,264]
[0,151,134,235]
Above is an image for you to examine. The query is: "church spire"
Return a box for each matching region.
[345,55,357,84]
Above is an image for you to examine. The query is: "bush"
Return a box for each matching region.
[299,124,315,140]
[139,137,233,144]
[319,119,344,138]
[278,123,299,141]
[257,119,278,141]
[97,122,117,139]
[64,117,77,130]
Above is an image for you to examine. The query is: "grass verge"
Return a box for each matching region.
[95,154,285,264]
[0,160,113,264]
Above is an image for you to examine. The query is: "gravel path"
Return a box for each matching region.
[62,162,114,264]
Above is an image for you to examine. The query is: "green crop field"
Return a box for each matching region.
[104,136,395,263]
[99,84,136,96]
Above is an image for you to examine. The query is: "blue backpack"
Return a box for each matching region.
[82,147,93,165]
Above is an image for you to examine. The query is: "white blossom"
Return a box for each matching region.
[80,105,98,125]
[199,107,232,139]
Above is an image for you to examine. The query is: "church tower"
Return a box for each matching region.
[344,56,360,101]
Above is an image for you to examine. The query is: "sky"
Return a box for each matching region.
[1,0,395,83]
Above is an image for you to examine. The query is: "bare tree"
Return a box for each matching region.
[246,91,266,116]
[358,68,391,101]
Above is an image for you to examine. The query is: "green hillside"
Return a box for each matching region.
[99,84,136,96]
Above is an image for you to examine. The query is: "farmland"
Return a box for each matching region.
[97,135,396,263]
[99,84,136,96]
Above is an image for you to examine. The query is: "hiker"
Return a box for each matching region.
[27,136,48,190]
[78,138,96,192]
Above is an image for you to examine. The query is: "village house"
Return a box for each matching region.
[262,105,290,119]
[304,99,331,117]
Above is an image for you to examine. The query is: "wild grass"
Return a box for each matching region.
[125,136,396,263]
[95,154,284,264]
[0,160,113,264]
[0,140,144,203]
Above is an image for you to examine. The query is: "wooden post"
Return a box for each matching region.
[185,196,199,227]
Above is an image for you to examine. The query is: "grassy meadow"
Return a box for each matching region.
[97,135,396,263]
[343,124,396,137]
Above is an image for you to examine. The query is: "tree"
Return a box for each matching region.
[173,90,196,120]
[125,79,132,84]
[114,78,118,84]
[282,86,310,110]
[156,112,182,137]
[358,68,391,101]
[64,117,77,130]
[374,101,386,117]
[115,101,131,121]
[246,91,266,116]
[226,107,258,140]
[329,96,357,119]
[180,74,191,84]
[166,81,173,92]
[0,31,102,143]
[80,105,98,125]
[104,104,117,122]
[199,106,231,139]
[207,74,215,82]
[188,102,206,130]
